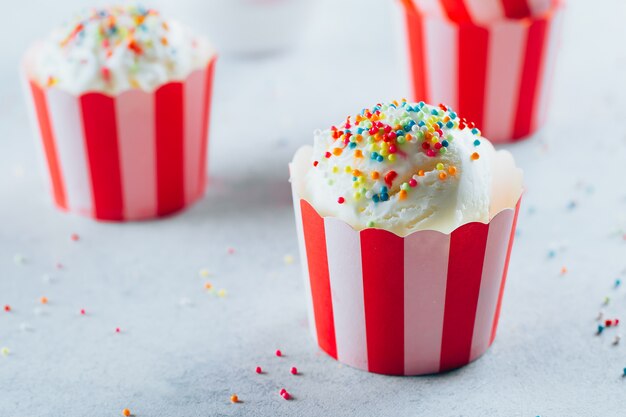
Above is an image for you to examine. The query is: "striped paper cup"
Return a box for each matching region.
[291,187,521,375]
[23,55,216,221]
[401,0,564,143]
[407,0,555,23]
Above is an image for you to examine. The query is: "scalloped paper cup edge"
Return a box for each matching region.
[290,165,522,375]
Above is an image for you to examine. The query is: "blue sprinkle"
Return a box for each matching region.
[380,193,389,201]
[473,139,481,146]
[418,121,426,127]
[446,121,454,129]
[616,279,622,288]
[377,155,384,162]
[371,152,378,160]
[471,128,479,135]
[449,112,457,119]
[547,250,556,258]
[431,109,439,116]
[372,194,380,203]
[418,101,425,108]
[598,325,605,334]
[352,177,358,181]
[349,142,357,149]
[396,130,405,136]
[437,121,444,128]
[441,140,449,147]
[381,186,388,193]
[404,124,412,132]
[357,128,364,134]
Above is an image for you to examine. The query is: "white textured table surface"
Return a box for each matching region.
[1,0,626,416]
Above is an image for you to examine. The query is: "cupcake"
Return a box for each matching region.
[23,5,216,221]
[290,100,523,375]
[399,0,565,142]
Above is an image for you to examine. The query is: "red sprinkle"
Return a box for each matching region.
[4,305,10,312]
[275,349,282,357]
[255,366,262,374]
[313,161,319,167]
[80,309,86,315]
[115,327,121,333]
[290,367,298,375]
[337,197,345,204]
[409,179,418,187]
[101,67,111,82]
[71,233,80,241]
[280,389,291,400]
[324,152,331,159]
[384,171,398,187]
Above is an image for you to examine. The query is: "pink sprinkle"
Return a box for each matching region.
[275,349,282,357]
[409,179,418,187]
[281,390,291,400]
[227,247,235,255]
[290,367,298,375]
[115,327,121,333]
[255,366,262,374]
[279,388,287,395]
[71,233,80,241]
[80,309,86,315]
[56,263,64,269]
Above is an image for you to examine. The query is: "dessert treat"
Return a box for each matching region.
[24,5,216,220]
[290,100,523,375]
[400,0,564,142]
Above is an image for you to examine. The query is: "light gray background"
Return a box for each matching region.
[1,0,626,416]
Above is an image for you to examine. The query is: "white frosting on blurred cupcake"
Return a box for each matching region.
[291,100,522,236]
[29,5,214,94]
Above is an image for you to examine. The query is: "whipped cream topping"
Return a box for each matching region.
[29,5,214,95]
[292,100,522,236]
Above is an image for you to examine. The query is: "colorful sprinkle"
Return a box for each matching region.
[290,367,298,375]
[255,366,262,374]
[230,394,239,403]
[275,349,282,357]
[122,408,131,416]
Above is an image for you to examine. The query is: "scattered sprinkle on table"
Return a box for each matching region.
[290,367,298,375]
[122,408,131,416]
[255,366,262,374]
[230,394,239,403]
[40,296,48,304]
[199,269,210,278]
[275,349,282,357]
[283,255,294,265]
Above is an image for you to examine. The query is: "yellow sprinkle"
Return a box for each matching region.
[344,166,352,173]
[199,269,210,278]
[217,289,227,298]
[436,163,444,171]
[283,254,294,265]
[1,347,9,356]
[388,154,396,162]
[332,166,339,174]
[353,192,362,200]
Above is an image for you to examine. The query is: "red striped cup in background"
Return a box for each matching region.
[23,56,216,221]
[400,0,565,143]
[407,0,556,23]
[291,186,521,375]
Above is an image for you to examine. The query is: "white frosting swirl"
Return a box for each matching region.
[292,101,522,236]
[29,5,214,95]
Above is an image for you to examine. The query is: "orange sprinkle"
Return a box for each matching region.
[352,169,362,177]
[443,116,450,123]
[354,134,363,142]
[418,170,425,177]
[40,297,48,305]
[230,394,239,403]
[425,131,433,140]
[332,148,343,156]
[160,37,168,46]
[204,282,212,290]
[448,166,457,175]
[355,115,363,123]
[405,134,412,141]
[371,171,380,180]
[398,190,407,200]
[439,172,448,180]
[471,152,480,161]
[354,150,363,158]
[560,266,568,275]
[122,409,131,417]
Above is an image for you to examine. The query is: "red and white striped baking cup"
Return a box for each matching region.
[292,192,521,375]
[407,0,555,23]
[24,58,216,221]
[401,0,564,143]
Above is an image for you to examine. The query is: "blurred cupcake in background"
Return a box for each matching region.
[399,0,565,143]
[155,0,311,56]
[23,5,217,221]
